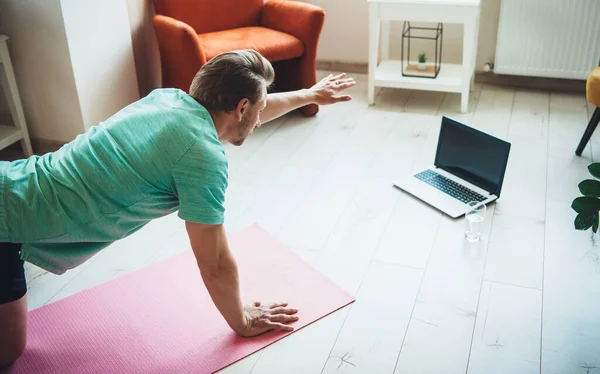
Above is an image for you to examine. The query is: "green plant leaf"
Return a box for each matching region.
[589,163,600,179]
[594,213,600,233]
[575,212,596,231]
[578,179,600,197]
[571,196,600,213]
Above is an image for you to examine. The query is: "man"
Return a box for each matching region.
[0,49,355,367]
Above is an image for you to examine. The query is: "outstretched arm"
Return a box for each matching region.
[186,222,299,337]
[260,73,356,124]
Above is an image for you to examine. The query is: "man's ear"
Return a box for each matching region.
[235,98,249,122]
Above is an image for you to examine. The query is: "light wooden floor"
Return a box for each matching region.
[23,71,600,374]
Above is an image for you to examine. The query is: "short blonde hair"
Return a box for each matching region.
[189,49,275,113]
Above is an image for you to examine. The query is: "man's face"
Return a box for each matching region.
[230,91,267,146]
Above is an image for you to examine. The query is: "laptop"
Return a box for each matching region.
[393,116,511,218]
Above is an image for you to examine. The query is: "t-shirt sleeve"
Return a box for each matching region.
[172,140,228,224]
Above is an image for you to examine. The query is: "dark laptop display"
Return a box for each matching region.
[434,117,511,198]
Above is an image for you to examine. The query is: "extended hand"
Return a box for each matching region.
[310,73,356,105]
[238,301,299,337]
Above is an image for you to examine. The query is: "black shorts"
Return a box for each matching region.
[0,242,27,304]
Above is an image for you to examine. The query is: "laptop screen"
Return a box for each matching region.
[434,117,511,197]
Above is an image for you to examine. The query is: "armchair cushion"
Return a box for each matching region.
[261,0,325,52]
[198,27,305,62]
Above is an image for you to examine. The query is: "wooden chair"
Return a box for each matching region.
[576,66,600,156]
[152,0,326,116]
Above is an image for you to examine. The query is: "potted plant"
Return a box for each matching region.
[418,53,427,70]
[571,162,600,233]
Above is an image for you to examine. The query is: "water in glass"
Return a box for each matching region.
[465,201,485,243]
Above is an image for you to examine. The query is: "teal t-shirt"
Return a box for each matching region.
[0,88,228,274]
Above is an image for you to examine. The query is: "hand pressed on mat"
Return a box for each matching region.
[187,222,300,338]
[240,301,299,337]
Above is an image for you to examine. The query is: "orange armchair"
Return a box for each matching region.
[152,0,326,116]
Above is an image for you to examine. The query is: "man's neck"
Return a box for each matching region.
[208,109,233,143]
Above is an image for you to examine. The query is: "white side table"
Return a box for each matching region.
[0,35,33,157]
[367,0,481,113]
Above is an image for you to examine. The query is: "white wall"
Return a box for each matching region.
[61,0,140,131]
[301,0,501,70]
[0,0,140,145]
[0,0,84,143]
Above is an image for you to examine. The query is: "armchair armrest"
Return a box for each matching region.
[261,0,325,57]
[152,15,207,91]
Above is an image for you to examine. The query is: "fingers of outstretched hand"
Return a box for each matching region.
[329,77,353,85]
[333,95,352,102]
[336,77,355,84]
[329,72,347,80]
[336,81,356,90]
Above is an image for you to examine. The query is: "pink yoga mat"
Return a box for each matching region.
[11,225,354,373]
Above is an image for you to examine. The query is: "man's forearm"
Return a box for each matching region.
[260,89,316,124]
[189,224,245,334]
[202,250,245,334]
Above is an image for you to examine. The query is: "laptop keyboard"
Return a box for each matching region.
[414,170,487,204]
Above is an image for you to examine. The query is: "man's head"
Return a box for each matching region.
[189,50,275,146]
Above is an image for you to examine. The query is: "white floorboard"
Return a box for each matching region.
[321,262,422,374]
[541,201,600,374]
[467,281,542,374]
[393,210,495,374]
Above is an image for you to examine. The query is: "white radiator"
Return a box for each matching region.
[494,0,600,80]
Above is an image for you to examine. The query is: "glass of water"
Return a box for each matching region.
[465,201,486,243]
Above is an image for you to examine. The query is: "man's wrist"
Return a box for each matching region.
[231,311,248,335]
[302,88,317,105]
